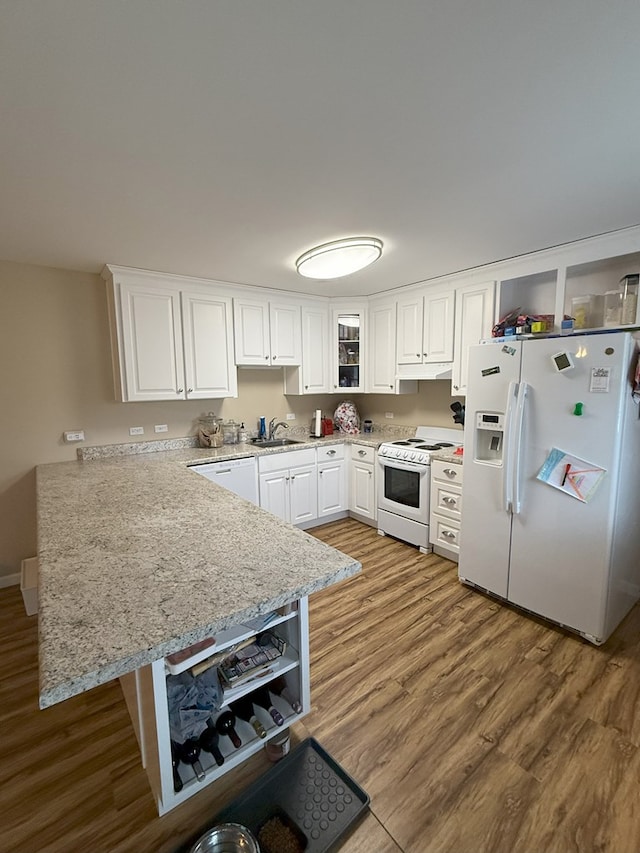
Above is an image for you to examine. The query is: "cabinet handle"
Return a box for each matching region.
[389,384,393,388]
[187,388,193,393]
[327,449,336,456]
[416,353,420,358]
[453,384,459,390]
[423,352,428,357]
[176,388,184,394]
[305,385,309,389]
[443,468,457,477]
[319,470,323,476]
[265,355,269,360]
[442,530,456,539]
[442,496,457,505]
[290,475,295,480]
[286,476,290,481]
[273,355,277,360]
[334,384,338,389]
[368,470,372,477]
[358,449,366,456]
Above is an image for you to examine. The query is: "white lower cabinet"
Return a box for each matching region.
[429,459,463,560]
[258,448,317,526]
[120,599,310,815]
[348,444,377,524]
[317,444,347,519]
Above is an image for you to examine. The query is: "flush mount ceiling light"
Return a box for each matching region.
[295,236,383,279]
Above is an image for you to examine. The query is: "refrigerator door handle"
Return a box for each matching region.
[512,380,529,515]
[503,380,519,513]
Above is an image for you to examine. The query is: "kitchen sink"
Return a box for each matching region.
[252,438,303,448]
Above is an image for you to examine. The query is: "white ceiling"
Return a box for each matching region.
[1,1,639,298]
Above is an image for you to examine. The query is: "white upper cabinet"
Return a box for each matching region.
[233,298,301,366]
[331,303,367,393]
[396,287,455,381]
[104,268,237,402]
[451,281,496,395]
[397,287,455,365]
[367,300,396,394]
[423,289,455,362]
[283,303,331,395]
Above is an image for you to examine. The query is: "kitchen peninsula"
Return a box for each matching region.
[36,445,362,812]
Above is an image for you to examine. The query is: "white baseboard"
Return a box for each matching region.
[0,573,20,589]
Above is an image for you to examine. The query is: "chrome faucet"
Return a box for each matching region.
[268,418,289,440]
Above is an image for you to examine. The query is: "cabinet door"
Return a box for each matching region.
[289,464,318,525]
[259,471,289,521]
[452,281,496,395]
[270,303,301,365]
[181,292,237,399]
[333,307,365,392]
[396,295,423,365]
[233,299,270,365]
[317,460,347,517]
[367,301,397,394]
[350,461,376,520]
[119,283,185,401]
[301,305,330,393]
[423,289,455,362]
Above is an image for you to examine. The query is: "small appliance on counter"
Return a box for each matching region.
[311,409,323,438]
[322,417,334,436]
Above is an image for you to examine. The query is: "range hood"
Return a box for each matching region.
[396,361,453,381]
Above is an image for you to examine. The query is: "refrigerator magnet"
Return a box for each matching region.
[590,367,611,393]
[552,351,575,372]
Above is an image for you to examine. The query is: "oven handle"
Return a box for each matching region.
[377,457,429,475]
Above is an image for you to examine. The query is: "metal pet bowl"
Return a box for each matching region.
[189,822,260,853]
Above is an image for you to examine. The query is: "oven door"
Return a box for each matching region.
[377,457,430,524]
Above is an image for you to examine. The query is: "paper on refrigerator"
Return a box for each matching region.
[537,447,606,503]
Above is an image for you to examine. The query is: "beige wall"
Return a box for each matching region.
[0,260,461,577]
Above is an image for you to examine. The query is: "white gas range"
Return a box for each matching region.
[377,426,463,553]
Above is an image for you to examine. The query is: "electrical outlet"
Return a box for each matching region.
[129,426,144,436]
[154,424,169,433]
[385,412,394,419]
[285,413,296,420]
[63,430,85,442]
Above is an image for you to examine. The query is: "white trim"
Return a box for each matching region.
[0,573,20,588]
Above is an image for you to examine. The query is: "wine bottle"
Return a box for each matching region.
[178,738,206,782]
[199,719,225,766]
[215,710,242,748]
[250,685,284,726]
[230,697,267,739]
[170,740,183,792]
[269,675,302,714]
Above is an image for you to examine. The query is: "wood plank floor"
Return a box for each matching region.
[3,518,640,852]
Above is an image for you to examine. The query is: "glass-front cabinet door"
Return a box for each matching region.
[331,305,366,392]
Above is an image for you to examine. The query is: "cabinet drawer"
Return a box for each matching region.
[431,482,462,519]
[431,459,463,486]
[317,443,345,462]
[350,444,375,464]
[431,516,461,552]
[258,447,316,473]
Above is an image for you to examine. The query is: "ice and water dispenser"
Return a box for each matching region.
[474,412,505,464]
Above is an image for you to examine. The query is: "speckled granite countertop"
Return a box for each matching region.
[36,439,377,709]
[430,449,464,465]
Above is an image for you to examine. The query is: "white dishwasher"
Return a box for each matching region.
[189,457,259,504]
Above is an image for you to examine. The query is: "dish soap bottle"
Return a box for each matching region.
[239,422,247,443]
[258,416,266,440]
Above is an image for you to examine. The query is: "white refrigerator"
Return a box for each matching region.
[459,331,640,644]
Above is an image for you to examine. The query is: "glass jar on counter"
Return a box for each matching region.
[222,420,240,444]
